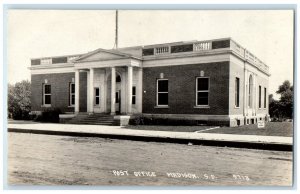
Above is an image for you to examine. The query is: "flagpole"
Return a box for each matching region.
[115,10,118,49]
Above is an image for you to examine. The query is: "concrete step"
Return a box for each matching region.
[65,113,115,126]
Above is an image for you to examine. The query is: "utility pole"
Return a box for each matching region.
[114,10,118,49]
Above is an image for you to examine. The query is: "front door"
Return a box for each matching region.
[115,90,121,114]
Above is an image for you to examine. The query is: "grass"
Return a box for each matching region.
[125,122,293,137]
[203,122,293,137]
[122,125,213,132]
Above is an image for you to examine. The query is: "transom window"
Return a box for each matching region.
[95,88,100,105]
[157,79,168,106]
[196,77,209,106]
[132,86,136,105]
[116,75,121,83]
[69,83,75,106]
[43,84,51,105]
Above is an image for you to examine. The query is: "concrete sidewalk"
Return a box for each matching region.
[7,122,293,151]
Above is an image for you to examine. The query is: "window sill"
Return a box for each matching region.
[234,106,240,109]
[194,105,210,109]
[154,105,169,109]
[41,105,51,108]
[68,105,75,108]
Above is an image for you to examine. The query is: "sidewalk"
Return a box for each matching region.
[7,122,293,151]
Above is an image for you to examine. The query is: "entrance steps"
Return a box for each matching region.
[66,113,115,125]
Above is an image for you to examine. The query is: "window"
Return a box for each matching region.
[43,84,51,105]
[235,77,240,107]
[95,88,100,105]
[196,77,209,106]
[132,86,136,105]
[264,87,267,108]
[259,85,262,108]
[115,91,120,103]
[157,79,168,106]
[69,83,75,106]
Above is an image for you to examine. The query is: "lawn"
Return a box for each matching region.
[123,125,213,132]
[125,122,293,137]
[203,122,293,137]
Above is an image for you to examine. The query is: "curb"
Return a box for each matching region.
[8,128,292,152]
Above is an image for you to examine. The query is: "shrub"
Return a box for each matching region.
[35,108,62,123]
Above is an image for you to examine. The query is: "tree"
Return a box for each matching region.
[269,80,293,120]
[8,80,31,120]
[276,80,293,119]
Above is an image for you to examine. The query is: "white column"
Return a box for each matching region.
[86,71,90,112]
[137,67,143,113]
[89,68,94,113]
[111,67,116,115]
[75,69,80,113]
[127,66,133,114]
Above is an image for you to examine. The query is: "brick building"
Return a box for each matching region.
[30,38,270,126]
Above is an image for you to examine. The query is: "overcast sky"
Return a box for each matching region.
[7,10,294,98]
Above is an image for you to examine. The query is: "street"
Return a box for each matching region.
[8,132,293,186]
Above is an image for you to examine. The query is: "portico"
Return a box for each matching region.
[73,49,143,115]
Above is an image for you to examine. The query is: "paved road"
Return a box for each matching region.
[8,132,293,186]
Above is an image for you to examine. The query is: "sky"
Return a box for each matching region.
[7,10,294,98]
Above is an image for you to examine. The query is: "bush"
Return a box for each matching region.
[35,108,62,123]
[8,80,31,120]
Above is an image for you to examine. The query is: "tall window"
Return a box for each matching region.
[132,86,136,105]
[259,85,262,108]
[248,75,253,108]
[157,79,168,106]
[95,88,100,105]
[69,83,75,106]
[196,77,209,106]
[43,84,51,105]
[264,87,267,108]
[235,77,240,107]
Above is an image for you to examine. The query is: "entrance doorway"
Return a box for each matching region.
[115,75,122,114]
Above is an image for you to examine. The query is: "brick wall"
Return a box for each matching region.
[142,62,230,115]
[31,72,87,112]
